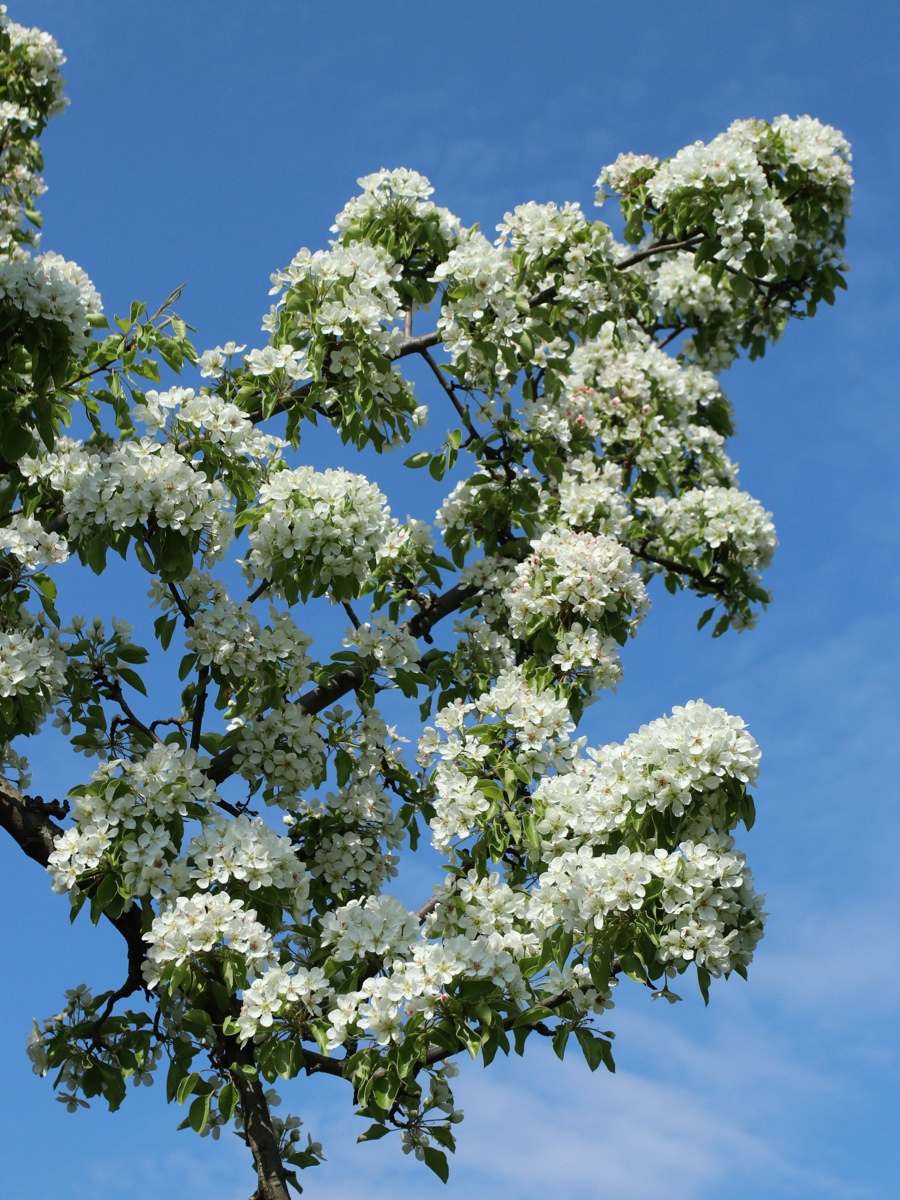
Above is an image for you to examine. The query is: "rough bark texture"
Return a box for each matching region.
[225,1036,293,1200]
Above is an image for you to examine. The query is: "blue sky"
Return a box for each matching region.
[2,2,898,1197]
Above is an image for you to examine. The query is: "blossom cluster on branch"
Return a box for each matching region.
[0,9,852,1198]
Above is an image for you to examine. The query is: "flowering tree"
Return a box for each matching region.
[0,10,853,1199]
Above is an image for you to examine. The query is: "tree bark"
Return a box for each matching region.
[225,1036,293,1200]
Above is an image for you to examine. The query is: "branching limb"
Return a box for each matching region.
[615,234,704,272]
[223,1035,293,1200]
[166,582,195,627]
[420,348,476,436]
[423,991,571,1068]
[205,574,484,785]
[627,541,729,593]
[0,772,146,977]
[191,665,210,751]
[100,673,162,744]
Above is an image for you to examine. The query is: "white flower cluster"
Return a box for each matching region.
[0,252,97,354]
[419,674,577,850]
[531,844,655,931]
[642,486,777,570]
[445,615,516,693]
[552,457,630,537]
[40,437,228,542]
[533,701,760,854]
[0,98,31,125]
[595,152,660,200]
[528,322,733,489]
[237,963,330,1040]
[495,200,588,266]
[550,624,623,693]
[231,704,326,806]
[35,250,102,317]
[321,894,420,962]
[309,826,400,896]
[654,838,765,976]
[436,468,539,559]
[134,386,280,459]
[0,13,66,248]
[143,892,276,990]
[331,167,461,245]
[3,11,67,113]
[47,744,218,897]
[292,708,407,896]
[650,252,736,323]
[196,340,245,379]
[477,667,575,757]
[324,931,524,1051]
[187,814,310,907]
[245,465,390,595]
[644,116,851,267]
[494,199,620,317]
[504,528,648,639]
[0,624,65,702]
[245,344,310,381]
[163,573,312,696]
[0,513,69,569]
[770,114,853,189]
[267,241,404,355]
[374,515,434,566]
[342,615,421,678]
[529,837,763,977]
[432,229,522,371]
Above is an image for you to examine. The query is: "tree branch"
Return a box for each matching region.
[223,1035,293,1200]
[419,348,476,435]
[0,773,147,978]
[204,575,483,786]
[628,542,728,593]
[615,234,704,272]
[423,991,571,1068]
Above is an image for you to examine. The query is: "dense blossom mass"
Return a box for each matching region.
[0,9,852,1198]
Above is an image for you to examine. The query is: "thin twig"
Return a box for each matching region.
[615,234,704,271]
[342,601,361,630]
[166,582,195,627]
[191,666,210,751]
[420,348,475,434]
[246,577,272,605]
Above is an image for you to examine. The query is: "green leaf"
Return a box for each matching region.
[697,607,715,631]
[0,413,36,460]
[116,667,147,696]
[218,1080,238,1123]
[90,873,119,923]
[34,574,57,601]
[357,1123,391,1143]
[574,1028,605,1072]
[422,1146,449,1183]
[176,1071,201,1105]
[428,454,447,481]
[188,1092,211,1133]
[696,965,711,1006]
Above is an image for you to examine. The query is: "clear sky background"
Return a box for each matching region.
[2,2,898,1198]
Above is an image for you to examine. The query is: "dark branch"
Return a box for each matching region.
[615,234,704,272]
[0,772,146,978]
[191,665,210,751]
[420,348,475,435]
[628,542,729,593]
[205,575,483,786]
[423,991,571,1067]
[223,1035,293,1200]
